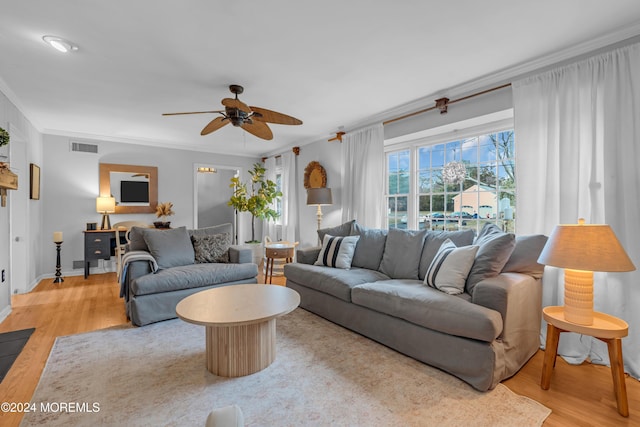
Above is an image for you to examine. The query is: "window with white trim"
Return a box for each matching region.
[385,127,515,233]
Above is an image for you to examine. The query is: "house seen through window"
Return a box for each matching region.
[386,129,515,233]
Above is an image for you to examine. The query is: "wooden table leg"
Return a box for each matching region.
[606,337,629,417]
[541,322,560,389]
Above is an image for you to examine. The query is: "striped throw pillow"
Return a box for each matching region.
[314,234,360,269]
[424,239,479,295]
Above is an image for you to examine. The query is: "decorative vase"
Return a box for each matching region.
[153,221,171,229]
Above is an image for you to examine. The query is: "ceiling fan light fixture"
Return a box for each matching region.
[42,35,78,53]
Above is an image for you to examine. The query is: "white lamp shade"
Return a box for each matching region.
[538,220,635,272]
[96,196,116,213]
[306,188,332,206]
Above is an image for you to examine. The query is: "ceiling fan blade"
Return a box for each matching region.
[162,110,224,116]
[222,98,251,113]
[250,106,303,125]
[241,121,273,140]
[201,117,229,136]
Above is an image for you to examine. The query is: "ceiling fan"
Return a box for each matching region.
[162,85,302,140]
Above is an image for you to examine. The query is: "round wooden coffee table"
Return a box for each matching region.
[176,284,300,377]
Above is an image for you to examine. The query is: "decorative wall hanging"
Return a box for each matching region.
[303,161,327,189]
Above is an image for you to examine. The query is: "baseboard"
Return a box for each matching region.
[0,304,12,324]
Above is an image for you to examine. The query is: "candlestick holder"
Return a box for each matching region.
[53,240,64,283]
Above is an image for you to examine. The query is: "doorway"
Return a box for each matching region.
[193,164,239,242]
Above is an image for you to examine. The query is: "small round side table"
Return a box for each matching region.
[264,243,295,284]
[541,305,629,417]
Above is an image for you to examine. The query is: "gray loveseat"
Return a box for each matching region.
[284,220,547,391]
[121,223,258,326]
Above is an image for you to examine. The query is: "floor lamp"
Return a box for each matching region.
[307,188,332,242]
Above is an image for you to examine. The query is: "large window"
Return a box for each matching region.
[385,128,515,233]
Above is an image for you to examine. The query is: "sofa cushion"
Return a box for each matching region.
[317,220,356,242]
[131,262,258,296]
[502,234,548,278]
[142,226,195,269]
[284,263,390,302]
[315,235,360,269]
[351,280,503,342]
[191,233,231,263]
[424,239,479,295]
[379,228,427,280]
[466,223,516,295]
[351,223,387,270]
[418,229,475,280]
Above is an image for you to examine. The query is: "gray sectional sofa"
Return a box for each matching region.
[284,220,547,391]
[120,223,258,326]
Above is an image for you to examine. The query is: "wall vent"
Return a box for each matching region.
[70,141,99,154]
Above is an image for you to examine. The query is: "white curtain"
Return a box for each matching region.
[261,153,297,244]
[280,151,298,243]
[341,123,385,228]
[262,157,278,242]
[513,42,640,379]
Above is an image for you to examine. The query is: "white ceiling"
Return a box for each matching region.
[1,1,640,158]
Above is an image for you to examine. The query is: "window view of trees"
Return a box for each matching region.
[385,129,515,233]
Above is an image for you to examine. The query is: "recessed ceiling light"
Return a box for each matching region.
[42,35,78,53]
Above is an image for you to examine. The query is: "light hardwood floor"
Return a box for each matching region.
[0,273,638,427]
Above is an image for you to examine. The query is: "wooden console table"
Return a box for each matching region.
[541,305,629,417]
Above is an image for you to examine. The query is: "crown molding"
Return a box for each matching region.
[332,20,640,136]
[0,76,44,132]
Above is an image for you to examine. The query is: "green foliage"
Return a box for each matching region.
[0,127,9,147]
[228,163,282,243]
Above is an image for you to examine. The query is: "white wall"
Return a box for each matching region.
[41,135,258,276]
[0,90,43,319]
[294,142,343,248]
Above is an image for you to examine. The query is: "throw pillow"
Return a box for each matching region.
[314,234,360,269]
[425,239,479,295]
[501,234,548,278]
[191,233,231,263]
[317,220,356,243]
[128,226,149,251]
[465,223,516,295]
[141,226,195,269]
[378,228,428,279]
[351,222,388,270]
[189,223,233,238]
[418,229,475,280]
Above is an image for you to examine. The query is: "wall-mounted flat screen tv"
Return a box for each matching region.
[120,181,149,203]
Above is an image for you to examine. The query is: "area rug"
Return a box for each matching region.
[0,327,34,382]
[23,310,550,426]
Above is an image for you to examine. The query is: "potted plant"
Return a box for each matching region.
[154,202,174,228]
[228,163,282,243]
[0,127,9,148]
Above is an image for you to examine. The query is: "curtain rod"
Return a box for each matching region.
[383,82,512,126]
[262,146,300,162]
[328,82,512,142]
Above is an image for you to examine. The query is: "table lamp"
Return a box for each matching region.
[96,196,116,230]
[537,218,635,325]
[306,188,332,232]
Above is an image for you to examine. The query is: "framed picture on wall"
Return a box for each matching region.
[30,163,40,200]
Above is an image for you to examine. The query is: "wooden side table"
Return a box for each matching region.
[541,305,629,417]
[264,243,295,284]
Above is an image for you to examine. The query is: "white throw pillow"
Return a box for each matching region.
[315,234,360,269]
[424,239,479,295]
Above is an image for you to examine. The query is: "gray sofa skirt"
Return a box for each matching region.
[128,277,258,326]
[287,279,504,391]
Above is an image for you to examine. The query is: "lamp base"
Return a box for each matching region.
[563,268,594,325]
[101,213,111,230]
